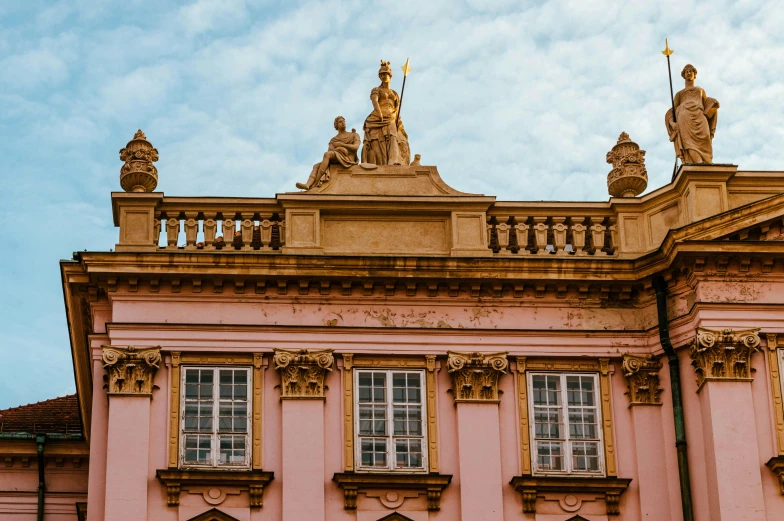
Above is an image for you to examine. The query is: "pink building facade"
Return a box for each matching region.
[7,154,784,520]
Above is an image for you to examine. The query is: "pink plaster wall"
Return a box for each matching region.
[456,402,504,520]
[281,399,325,521]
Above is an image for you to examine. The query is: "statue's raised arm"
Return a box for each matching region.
[665,64,719,164]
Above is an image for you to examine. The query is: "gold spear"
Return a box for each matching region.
[395,58,411,129]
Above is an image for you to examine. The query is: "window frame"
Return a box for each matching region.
[179,365,253,470]
[527,371,605,477]
[353,368,429,473]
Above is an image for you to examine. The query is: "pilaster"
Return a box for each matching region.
[102,345,161,521]
[448,351,508,521]
[274,348,334,521]
[689,328,766,520]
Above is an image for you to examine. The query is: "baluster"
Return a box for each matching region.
[590,220,607,255]
[166,215,180,249]
[552,217,567,254]
[222,214,235,249]
[571,219,588,255]
[203,216,217,250]
[260,219,272,251]
[514,217,529,254]
[274,219,285,249]
[184,212,198,250]
[154,214,162,247]
[487,216,500,253]
[241,213,253,251]
[532,217,549,254]
[497,222,510,254]
[607,220,619,255]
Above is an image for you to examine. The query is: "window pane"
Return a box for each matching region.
[568,409,597,440]
[219,435,246,464]
[360,438,387,468]
[571,441,600,472]
[359,405,386,435]
[534,408,562,439]
[183,435,211,464]
[566,376,595,407]
[395,438,423,468]
[536,441,564,471]
[532,375,560,406]
[393,405,422,435]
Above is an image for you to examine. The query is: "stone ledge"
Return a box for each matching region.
[510,474,632,515]
[332,471,452,511]
[766,455,784,494]
[155,468,274,507]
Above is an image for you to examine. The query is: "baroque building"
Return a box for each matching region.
[3,67,784,521]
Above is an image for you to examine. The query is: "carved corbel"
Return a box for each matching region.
[102,345,161,396]
[689,327,761,390]
[621,354,663,405]
[767,456,784,494]
[446,351,508,402]
[273,348,334,399]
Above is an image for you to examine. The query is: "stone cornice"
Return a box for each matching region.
[155,469,274,507]
[332,471,452,511]
[510,475,632,515]
[447,351,508,403]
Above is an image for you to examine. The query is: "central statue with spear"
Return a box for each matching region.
[361,59,412,166]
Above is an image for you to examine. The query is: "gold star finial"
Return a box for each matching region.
[662,38,673,57]
[401,57,411,77]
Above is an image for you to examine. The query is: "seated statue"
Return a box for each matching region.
[665,64,719,164]
[361,60,410,166]
[296,116,360,190]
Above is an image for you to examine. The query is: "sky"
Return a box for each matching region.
[1,0,783,409]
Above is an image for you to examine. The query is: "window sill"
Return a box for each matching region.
[510,474,632,515]
[156,468,274,507]
[333,471,452,511]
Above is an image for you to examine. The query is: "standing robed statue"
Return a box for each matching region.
[361,60,411,166]
[665,64,720,164]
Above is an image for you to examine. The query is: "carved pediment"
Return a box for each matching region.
[301,164,479,196]
[187,509,239,521]
[376,513,416,521]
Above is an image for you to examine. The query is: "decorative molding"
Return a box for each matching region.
[766,455,784,494]
[767,334,784,455]
[186,508,241,521]
[515,358,617,477]
[273,348,334,399]
[184,486,242,506]
[621,354,663,405]
[341,354,440,473]
[689,327,761,390]
[167,353,262,470]
[332,472,452,511]
[446,351,508,402]
[156,469,273,507]
[102,345,161,396]
[510,475,631,515]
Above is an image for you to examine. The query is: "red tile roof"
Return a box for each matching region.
[0,395,82,436]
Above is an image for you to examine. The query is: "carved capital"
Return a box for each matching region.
[102,345,161,396]
[689,327,761,389]
[447,351,508,402]
[273,348,334,399]
[621,354,663,405]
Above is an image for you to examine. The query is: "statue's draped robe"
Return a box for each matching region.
[362,86,410,165]
[665,86,719,164]
[307,132,359,187]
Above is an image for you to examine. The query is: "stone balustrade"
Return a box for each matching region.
[486,213,617,256]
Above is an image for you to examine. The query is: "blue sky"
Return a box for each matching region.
[1,0,783,409]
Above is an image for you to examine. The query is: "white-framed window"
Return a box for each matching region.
[528,372,604,476]
[354,369,427,472]
[180,366,251,469]
[778,349,784,406]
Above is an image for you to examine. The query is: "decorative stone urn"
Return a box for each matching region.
[119,130,159,192]
[606,132,647,198]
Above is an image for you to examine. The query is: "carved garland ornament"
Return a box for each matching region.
[273,348,334,398]
[102,345,161,395]
[446,351,508,402]
[689,327,760,389]
[621,354,663,405]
